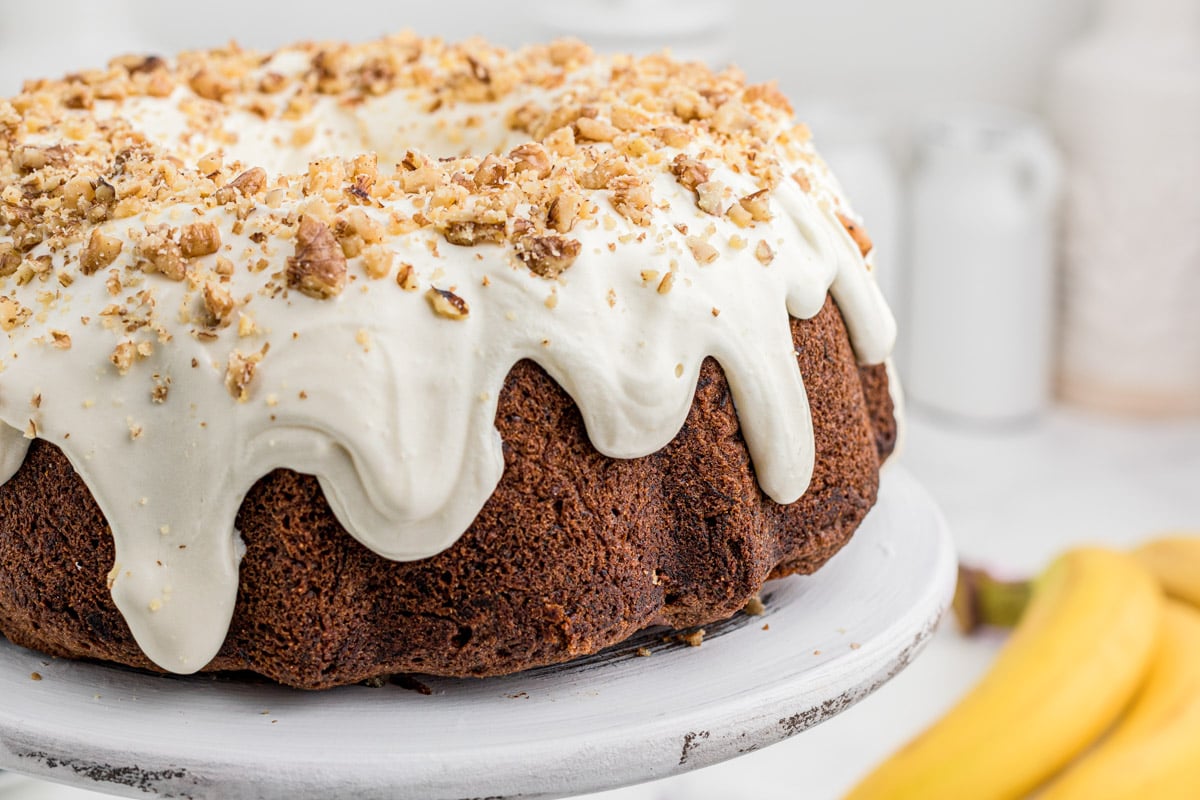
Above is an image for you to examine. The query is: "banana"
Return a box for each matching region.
[845,548,1163,800]
[1039,600,1200,799]
[1133,534,1200,608]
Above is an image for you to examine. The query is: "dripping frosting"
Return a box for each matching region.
[0,35,896,673]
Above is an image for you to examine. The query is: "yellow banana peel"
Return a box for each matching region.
[845,547,1163,800]
[1133,534,1200,608]
[1039,600,1200,799]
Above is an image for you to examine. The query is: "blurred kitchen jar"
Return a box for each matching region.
[1049,0,1200,415]
[905,110,1062,422]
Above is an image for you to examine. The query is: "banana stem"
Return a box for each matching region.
[953,565,1034,634]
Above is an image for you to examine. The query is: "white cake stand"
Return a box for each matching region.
[0,465,955,800]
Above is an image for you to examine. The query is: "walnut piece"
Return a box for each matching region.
[738,190,773,222]
[225,346,267,402]
[685,236,720,265]
[180,221,222,259]
[426,287,470,320]
[670,154,711,192]
[215,167,268,204]
[441,220,506,247]
[548,192,584,233]
[509,143,551,178]
[0,296,31,331]
[695,181,727,217]
[202,281,235,326]
[136,225,187,281]
[609,175,653,227]
[287,216,347,299]
[515,234,581,278]
[755,240,775,266]
[80,229,124,275]
[396,262,419,291]
[49,330,72,349]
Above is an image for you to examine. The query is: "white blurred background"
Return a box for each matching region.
[0,2,1197,799]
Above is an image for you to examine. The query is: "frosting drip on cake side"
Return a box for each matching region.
[0,37,895,672]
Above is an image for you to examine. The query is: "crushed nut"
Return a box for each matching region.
[180,221,222,258]
[224,345,268,402]
[695,181,727,216]
[685,236,720,265]
[609,175,653,226]
[575,116,619,142]
[361,245,393,279]
[215,167,268,204]
[738,190,773,222]
[111,341,139,375]
[426,287,470,320]
[441,220,506,247]
[548,192,584,233]
[509,143,551,178]
[473,154,508,187]
[515,234,581,278]
[755,240,775,265]
[396,262,419,291]
[49,330,72,349]
[670,154,711,191]
[80,229,124,275]
[0,296,31,331]
[287,216,347,299]
[136,225,187,281]
[201,281,235,326]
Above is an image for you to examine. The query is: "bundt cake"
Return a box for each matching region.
[0,34,897,689]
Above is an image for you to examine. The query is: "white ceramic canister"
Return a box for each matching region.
[904,109,1062,423]
[1049,0,1200,416]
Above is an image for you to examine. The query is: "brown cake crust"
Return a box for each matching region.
[0,296,894,689]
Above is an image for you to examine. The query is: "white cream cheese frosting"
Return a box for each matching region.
[0,35,895,673]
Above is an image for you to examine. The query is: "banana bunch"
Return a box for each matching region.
[846,533,1200,800]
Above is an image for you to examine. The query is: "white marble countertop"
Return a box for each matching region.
[2,407,1198,799]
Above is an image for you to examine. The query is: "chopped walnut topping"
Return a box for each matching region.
[189,68,234,101]
[685,236,720,265]
[361,245,393,279]
[215,167,268,204]
[224,345,268,402]
[695,181,728,216]
[202,281,235,326]
[548,192,584,233]
[515,234,581,278]
[49,330,72,349]
[837,211,873,257]
[180,221,222,259]
[80,229,124,275]
[670,154,711,192]
[136,225,187,281]
[426,287,470,320]
[755,240,775,266]
[738,190,773,222]
[287,216,347,299]
[575,116,619,142]
[473,154,508,187]
[111,341,139,375]
[0,244,20,278]
[151,377,170,403]
[609,175,653,226]
[657,271,676,294]
[509,143,551,178]
[0,297,32,332]
[441,220,506,247]
[396,262,419,291]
